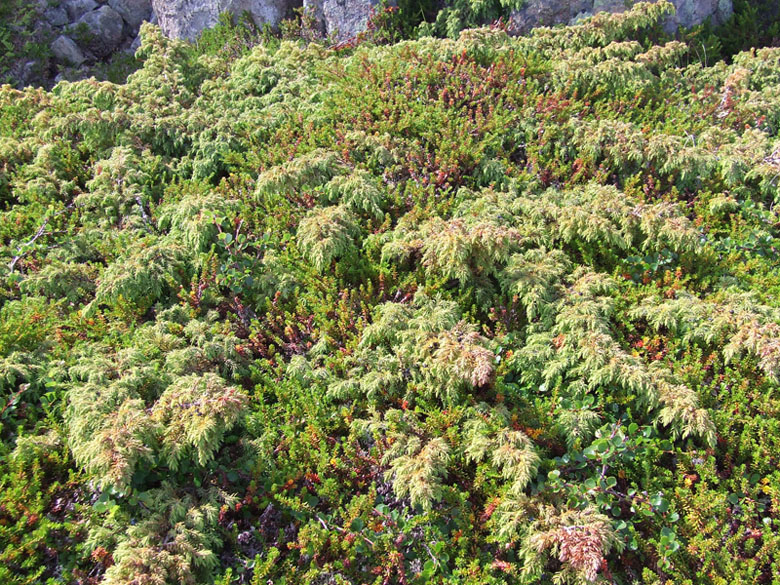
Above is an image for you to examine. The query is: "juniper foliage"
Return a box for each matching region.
[1,3,780,584]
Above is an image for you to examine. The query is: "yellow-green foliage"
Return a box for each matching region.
[1,3,780,584]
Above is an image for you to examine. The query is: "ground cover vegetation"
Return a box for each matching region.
[1,2,780,583]
[0,0,54,86]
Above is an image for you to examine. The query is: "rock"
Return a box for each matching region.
[664,0,733,32]
[591,0,627,13]
[718,0,734,20]
[569,10,593,25]
[303,0,391,41]
[150,0,296,41]
[109,0,153,30]
[52,34,87,65]
[129,32,142,53]
[137,0,732,45]
[509,0,590,33]
[44,7,70,27]
[14,61,39,89]
[302,0,326,35]
[76,5,126,58]
[150,0,223,40]
[64,0,99,21]
[509,0,733,35]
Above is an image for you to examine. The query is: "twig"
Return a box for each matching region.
[8,203,74,273]
[0,384,30,418]
[421,542,438,565]
[135,195,155,231]
[600,422,621,480]
[316,514,376,547]
[9,219,49,273]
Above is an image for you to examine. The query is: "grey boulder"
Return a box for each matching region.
[76,5,126,58]
[508,0,591,33]
[44,7,70,27]
[665,0,733,31]
[14,61,39,90]
[64,0,98,21]
[129,32,143,53]
[109,0,153,30]
[150,0,296,41]
[303,0,391,41]
[51,35,86,66]
[509,0,733,35]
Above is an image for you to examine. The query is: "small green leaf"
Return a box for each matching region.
[350,518,365,531]
[650,494,669,513]
[660,527,676,539]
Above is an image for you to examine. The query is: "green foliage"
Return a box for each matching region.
[152,373,247,470]
[195,11,266,60]
[99,485,233,585]
[88,240,190,315]
[416,0,525,38]
[0,0,53,86]
[0,432,90,585]
[297,205,361,272]
[683,0,780,64]
[3,5,780,584]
